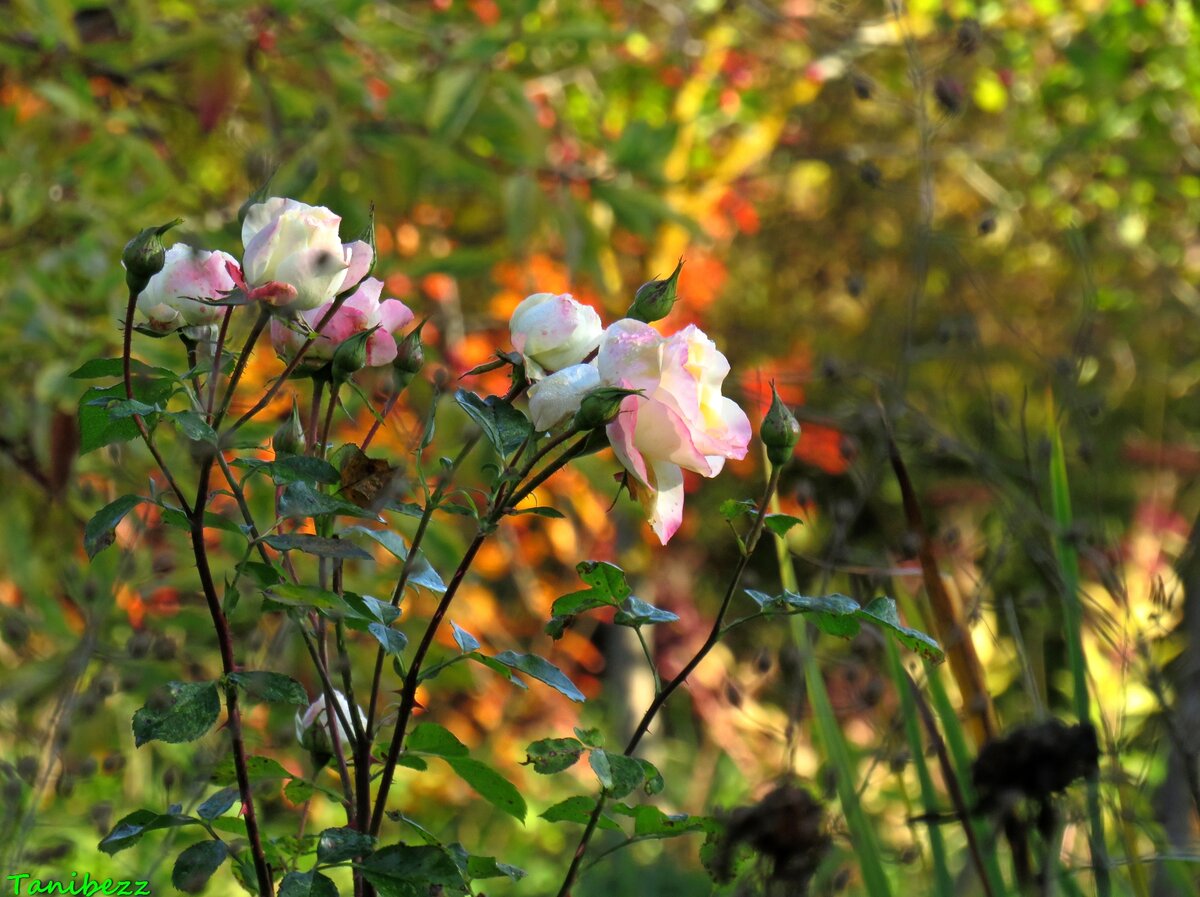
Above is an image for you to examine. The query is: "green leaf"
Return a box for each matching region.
[464,855,526,882]
[454,389,532,457]
[609,804,718,838]
[857,597,945,663]
[510,506,566,519]
[317,826,377,864]
[166,411,218,444]
[235,456,340,486]
[540,796,621,831]
[369,623,408,656]
[452,622,480,653]
[491,651,585,702]
[359,844,469,896]
[574,727,604,748]
[263,534,374,560]
[639,758,665,795]
[227,671,308,706]
[211,755,292,785]
[132,681,220,747]
[69,357,176,380]
[719,498,757,521]
[78,378,175,454]
[98,809,198,855]
[264,584,353,614]
[278,482,380,520]
[443,757,527,822]
[407,722,469,757]
[160,505,245,536]
[588,749,644,798]
[577,560,632,601]
[342,525,410,562]
[764,513,804,537]
[84,494,144,559]
[613,596,679,628]
[196,788,239,821]
[523,737,585,774]
[172,839,228,893]
[278,871,339,897]
[466,654,529,690]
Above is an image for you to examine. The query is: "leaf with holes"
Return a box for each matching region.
[132,681,220,747]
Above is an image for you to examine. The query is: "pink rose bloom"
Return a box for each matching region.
[509,292,602,379]
[135,244,237,332]
[599,319,751,544]
[270,277,414,368]
[241,197,374,311]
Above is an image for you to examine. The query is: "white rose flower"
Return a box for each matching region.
[295,689,366,757]
[135,244,237,333]
[509,292,602,379]
[241,197,373,311]
[527,363,601,431]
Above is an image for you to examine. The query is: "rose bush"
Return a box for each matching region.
[269,276,413,368]
[241,197,373,310]
[509,291,602,379]
[135,243,237,333]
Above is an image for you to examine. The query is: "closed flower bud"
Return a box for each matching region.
[626,258,683,324]
[331,327,373,383]
[295,690,365,767]
[393,320,426,376]
[574,386,642,431]
[272,399,306,456]
[761,382,800,467]
[122,218,182,295]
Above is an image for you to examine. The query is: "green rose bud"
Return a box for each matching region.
[393,319,426,376]
[573,386,642,431]
[272,398,306,456]
[625,258,683,324]
[761,382,800,467]
[122,218,182,295]
[331,328,373,384]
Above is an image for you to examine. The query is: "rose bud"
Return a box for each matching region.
[272,398,306,456]
[625,258,683,324]
[295,690,366,767]
[122,218,182,295]
[574,385,643,431]
[761,382,801,467]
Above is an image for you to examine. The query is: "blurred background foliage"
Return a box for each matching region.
[3,0,1200,893]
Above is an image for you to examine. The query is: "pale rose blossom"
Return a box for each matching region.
[295,689,366,753]
[599,319,751,544]
[509,292,602,379]
[241,197,373,311]
[270,277,413,368]
[527,363,601,431]
[135,244,237,332]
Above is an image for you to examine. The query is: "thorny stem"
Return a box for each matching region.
[206,307,233,421]
[121,287,193,515]
[190,459,274,896]
[214,305,270,430]
[553,464,783,897]
[368,437,586,836]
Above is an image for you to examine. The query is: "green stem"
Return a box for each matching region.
[553,465,782,897]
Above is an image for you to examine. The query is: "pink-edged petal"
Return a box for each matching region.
[633,397,719,477]
[606,392,649,487]
[642,459,685,544]
[365,330,399,367]
[377,298,414,335]
[224,258,248,291]
[597,319,664,391]
[342,240,374,293]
